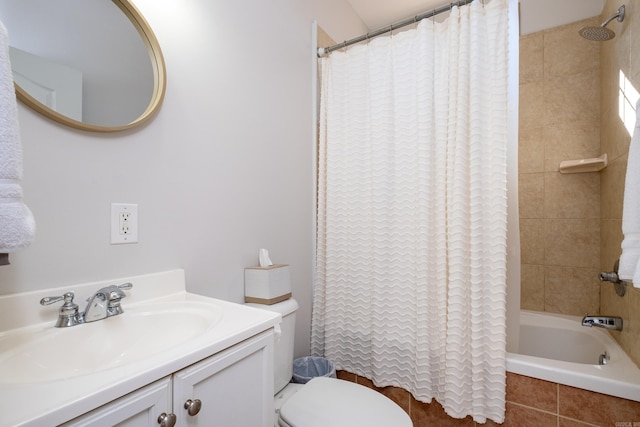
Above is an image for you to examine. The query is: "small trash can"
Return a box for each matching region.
[292,356,336,384]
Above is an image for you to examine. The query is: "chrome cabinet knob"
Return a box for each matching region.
[184,398,202,416]
[157,412,176,427]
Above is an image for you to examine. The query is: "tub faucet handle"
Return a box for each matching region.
[599,271,620,282]
[599,259,627,297]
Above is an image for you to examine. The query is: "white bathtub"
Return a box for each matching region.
[506,310,640,402]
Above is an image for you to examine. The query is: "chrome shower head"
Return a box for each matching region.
[579,5,625,41]
[579,25,616,41]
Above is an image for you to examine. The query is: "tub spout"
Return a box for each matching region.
[581,314,623,331]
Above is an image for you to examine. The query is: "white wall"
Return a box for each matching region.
[519,0,604,35]
[0,0,366,358]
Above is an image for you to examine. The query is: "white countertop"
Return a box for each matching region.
[0,270,281,427]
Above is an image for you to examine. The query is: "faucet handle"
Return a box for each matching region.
[105,283,132,301]
[91,282,132,302]
[40,292,80,327]
[40,292,76,309]
[41,294,66,306]
[104,282,133,316]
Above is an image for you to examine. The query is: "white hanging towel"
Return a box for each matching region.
[0,20,35,260]
[619,99,640,287]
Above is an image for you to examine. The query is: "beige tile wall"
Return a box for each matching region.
[599,0,640,368]
[519,18,603,316]
[520,0,640,367]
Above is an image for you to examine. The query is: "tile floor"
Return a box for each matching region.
[337,370,640,426]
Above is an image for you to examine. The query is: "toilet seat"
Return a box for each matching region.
[278,377,412,427]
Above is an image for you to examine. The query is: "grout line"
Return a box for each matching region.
[557,382,560,427]
[557,382,559,416]
[507,401,559,417]
[558,415,601,427]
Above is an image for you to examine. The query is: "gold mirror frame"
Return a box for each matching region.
[13,0,166,133]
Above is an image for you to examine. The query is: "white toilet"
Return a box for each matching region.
[248,299,413,427]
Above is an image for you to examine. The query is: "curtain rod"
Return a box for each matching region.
[318,0,475,57]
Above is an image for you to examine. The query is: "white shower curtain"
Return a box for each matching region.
[311,0,510,423]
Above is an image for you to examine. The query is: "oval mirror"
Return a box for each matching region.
[0,0,166,132]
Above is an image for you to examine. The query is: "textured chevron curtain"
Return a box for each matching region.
[311,0,510,423]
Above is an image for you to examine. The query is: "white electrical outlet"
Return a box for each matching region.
[111,203,138,244]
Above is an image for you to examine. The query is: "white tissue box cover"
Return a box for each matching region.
[244,264,291,304]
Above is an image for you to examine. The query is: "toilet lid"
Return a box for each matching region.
[278,377,413,427]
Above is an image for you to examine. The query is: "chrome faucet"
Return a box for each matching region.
[581,314,623,331]
[84,283,132,322]
[40,282,133,327]
[599,259,627,297]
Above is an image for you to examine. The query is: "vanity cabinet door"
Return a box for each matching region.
[60,376,173,427]
[173,330,274,427]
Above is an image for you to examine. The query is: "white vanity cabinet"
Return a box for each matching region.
[62,330,274,427]
[60,377,173,427]
[172,329,274,426]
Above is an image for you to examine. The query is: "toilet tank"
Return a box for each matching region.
[247,298,298,394]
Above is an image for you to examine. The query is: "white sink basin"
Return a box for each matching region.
[0,300,223,384]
